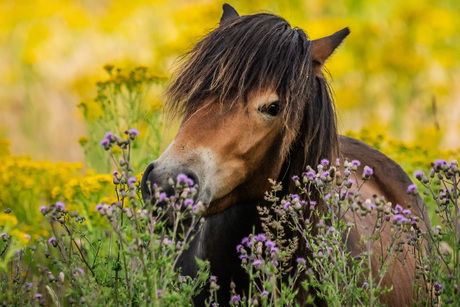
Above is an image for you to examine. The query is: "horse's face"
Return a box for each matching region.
[141,4,349,216]
[143,91,287,215]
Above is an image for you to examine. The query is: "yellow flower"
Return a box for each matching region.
[78,136,89,147]
[0,214,18,226]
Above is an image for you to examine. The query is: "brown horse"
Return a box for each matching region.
[141,4,430,306]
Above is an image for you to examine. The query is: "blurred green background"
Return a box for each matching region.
[1,0,459,163]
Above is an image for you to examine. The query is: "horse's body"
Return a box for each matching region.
[176,136,429,306]
[141,4,430,306]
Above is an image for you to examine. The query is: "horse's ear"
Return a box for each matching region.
[311,27,350,76]
[220,3,240,26]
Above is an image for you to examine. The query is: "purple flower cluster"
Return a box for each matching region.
[406,184,418,196]
[99,132,114,150]
[176,173,195,187]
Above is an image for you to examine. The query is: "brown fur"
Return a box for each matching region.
[141,5,430,306]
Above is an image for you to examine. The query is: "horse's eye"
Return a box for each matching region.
[258,102,280,117]
[266,103,280,116]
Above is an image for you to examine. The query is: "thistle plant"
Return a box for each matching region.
[236,158,427,306]
[412,159,460,306]
[78,66,168,173]
[0,130,210,306]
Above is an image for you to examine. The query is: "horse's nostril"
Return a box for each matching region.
[140,162,156,203]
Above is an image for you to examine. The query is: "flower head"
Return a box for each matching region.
[48,237,60,248]
[254,234,266,242]
[321,159,329,166]
[176,173,188,184]
[363,166,373,177]
[100,139,110,147]
[39,206,48,215]
[184,199,194,207]
[296,258,306,265]
[129,128,140,137]
[56,202,65,210]
[127,177,137,185]
[253,259,262,266]
[230,295,241,303]
[407,184,418,195]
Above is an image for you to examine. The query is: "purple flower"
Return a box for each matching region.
[156,289,162,297]
[176,173,188,183]
[158,192,167,202]
[296,258,306,264]
[395,204,403,213]
[363,282,369,288]
[236,244,243,252]
[24,234,31,241]
[100,139,110,147]
[56,202,65,210]
[128,177,137,184]
[26,282,32,289]
[241,237,249,245]
[351,160,361,167]
[129,128,140,137]
[393,214,408,224]
[363,166,373,177]
[306,171,315,180]
[309,201,316,208]
[185,178,194,187]
[253,259,262,266]
[76,267,84,275]
[270,246,279,254]
[39,206,48,214]
[35,293,42,299]
[239,254,248,260]
[210,276,217,283]
[230,295,241,303]
[434,281,443,293]
[48,237,56,245]
[321,159,329,166]
[1,232,7,241]
[265,240,275,248]
[95,204,103,211]
[104,132,113,140]
[113,170,119,176]
[292,175,299,181]
[402,209,411,215]
[414,171,424,180]
[291,194,300,200]
[254,234,266,242]
[184,199,194,207]
[344,178,355,188]
[262,290,270,296]
[434,159,448,168]
[407,184,418,194]
[283,202,291,210]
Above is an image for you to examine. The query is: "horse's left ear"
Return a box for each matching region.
[311,27,350,76]
[220,3,240,26]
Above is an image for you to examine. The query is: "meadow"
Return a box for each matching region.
[1,0,460,306]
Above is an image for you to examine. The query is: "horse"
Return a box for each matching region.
[141,4,430,306]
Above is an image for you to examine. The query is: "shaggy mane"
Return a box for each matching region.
[166,12,339,188]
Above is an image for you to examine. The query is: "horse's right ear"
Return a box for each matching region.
[311,27,350,76]
[220,3,239,26]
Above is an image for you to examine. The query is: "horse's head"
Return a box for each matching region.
[141,4,349,215]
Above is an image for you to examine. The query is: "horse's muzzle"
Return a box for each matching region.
[140,161,200,206]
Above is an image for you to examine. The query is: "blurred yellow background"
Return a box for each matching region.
[1,0,459,163]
